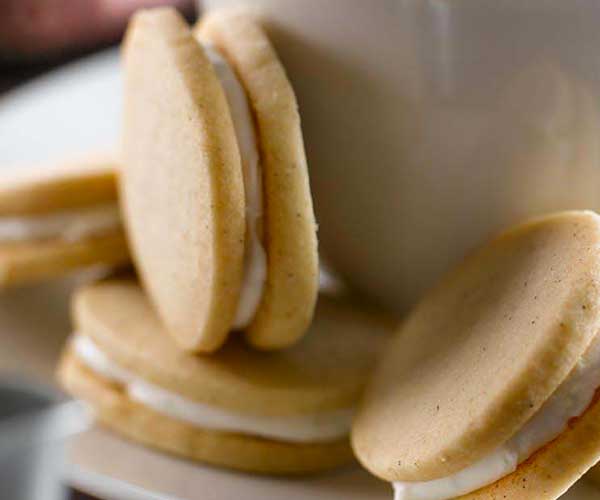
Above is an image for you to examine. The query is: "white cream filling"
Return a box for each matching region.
[203,43,267,330]
[393,334,600,500]
[0,204,121,243]
[71,335,353,443]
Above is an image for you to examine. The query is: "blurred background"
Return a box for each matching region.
[0,0,196,92]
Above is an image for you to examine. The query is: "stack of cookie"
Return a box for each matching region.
[56,8,391,475]
[6,6,600,499]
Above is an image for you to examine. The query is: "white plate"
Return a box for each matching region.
[66,426,600,500]
[67,427,390,500]
[0,49,121,175]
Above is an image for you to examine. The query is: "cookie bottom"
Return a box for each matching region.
[58,352,354,475]
[459,391,600,499]
[0,232,129,287]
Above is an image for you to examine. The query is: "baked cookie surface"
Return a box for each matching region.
[352,211,600,499]
[122,8,245,352]
[59,276,390,474]
[122,7,317,352]
[197,9,319,350]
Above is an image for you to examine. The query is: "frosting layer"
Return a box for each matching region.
[393,333,600,500]
[203,43,267,330]
[72,335,353,443]
[0,204,121,243]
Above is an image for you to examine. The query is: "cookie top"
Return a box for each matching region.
[0,156,118,215]
[197,10,319,350]
[352,211,600,481]
[72,277,391,416]
[121,8,246,352]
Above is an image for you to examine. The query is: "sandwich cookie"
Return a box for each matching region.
[0,158,129,287]
[352,211,600,499]
[58,277,390,474]
[121,8,318,352]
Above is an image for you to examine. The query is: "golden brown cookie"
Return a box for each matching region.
[196,9,318,350]
[121,7,317,353]
[352,211,600,499]
[0,158,128,287]
[121,8,245,353]
[58,277,390,474]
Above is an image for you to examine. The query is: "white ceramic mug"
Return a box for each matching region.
[202,0,600,314]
